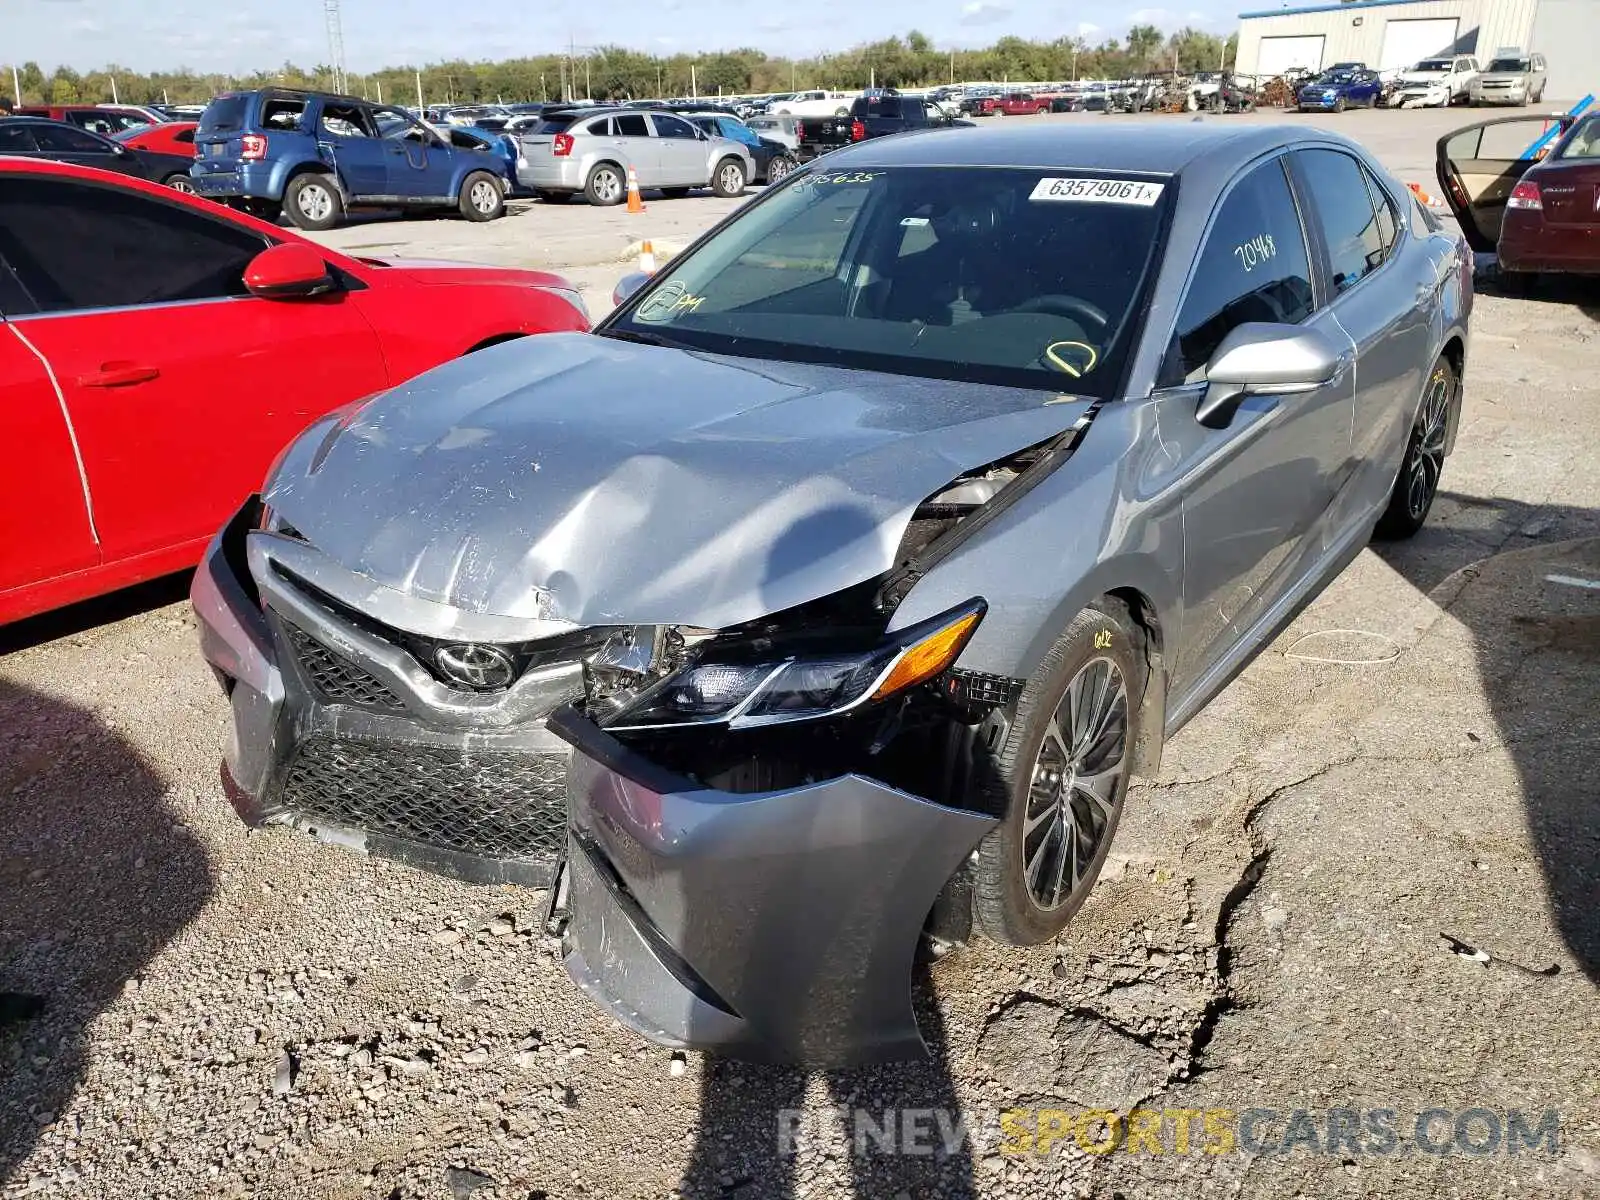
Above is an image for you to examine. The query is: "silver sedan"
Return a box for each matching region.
[194,120,1471,1067]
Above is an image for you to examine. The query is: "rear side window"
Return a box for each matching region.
[174,127,196,145]
[199,95,249,133]
[1360,167,1399,261]
[1296,148,1384,293]
[616,114,650,137]
[261,99,307,131]
[1163,157,1315,385]
[0,177,268,314]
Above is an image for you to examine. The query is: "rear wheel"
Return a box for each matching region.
[459,171,505,221]
[284,172,343,231]
[971,603,1144,946]
[1375,356,1454,539]
[711,156,747,198]
[585,163,625,206]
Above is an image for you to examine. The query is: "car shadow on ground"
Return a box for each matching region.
[1373,491,1600,984]
[0,572,194,658]
[0,680,212,1184]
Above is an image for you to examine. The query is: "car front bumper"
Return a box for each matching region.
[192,500,577,887]
[1469,88,1529,105]
[548,706,997,1067]
[1299,94,1342,109]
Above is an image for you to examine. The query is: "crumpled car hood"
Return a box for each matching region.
[264,332,1087,630]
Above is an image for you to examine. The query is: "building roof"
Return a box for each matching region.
[1239,0,1472,19]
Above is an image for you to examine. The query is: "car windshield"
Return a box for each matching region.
[604,165,1172,396]
[1488,58,1531,72]
[1412,60,1452,73]
[1317,72,1355,84]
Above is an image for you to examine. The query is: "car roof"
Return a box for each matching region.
[0,116,89,128]
[824,121,1312,175]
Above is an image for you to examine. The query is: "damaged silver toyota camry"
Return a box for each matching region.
[194,122,1471,1066]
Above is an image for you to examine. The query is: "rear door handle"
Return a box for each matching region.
[78,362,160,388]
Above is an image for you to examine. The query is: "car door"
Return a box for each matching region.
[374,105,452,199]
[315,99,387,198]
[28,123,139,176]
[0,173,389,564]
[608,112,662,186]
[1436,114,1574,252]
[1291,147,1434,537]
[0,313,100,606]
[1159,154,1355,696]
[649,114,707,186]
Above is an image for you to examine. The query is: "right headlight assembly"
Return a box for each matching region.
[602,599,986,732]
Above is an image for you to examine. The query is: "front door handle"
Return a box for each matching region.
[79,362,160,388]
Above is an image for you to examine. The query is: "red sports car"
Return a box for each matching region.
[113,120,200,158]
[0,158,589,625]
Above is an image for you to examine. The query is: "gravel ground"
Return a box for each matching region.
[2,108,1598,1199]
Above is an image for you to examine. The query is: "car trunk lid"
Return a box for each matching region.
[1536,164,1600,226]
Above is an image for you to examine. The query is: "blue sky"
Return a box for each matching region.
[6,0,1239,74]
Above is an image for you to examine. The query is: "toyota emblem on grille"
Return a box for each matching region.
[434,643,517,691]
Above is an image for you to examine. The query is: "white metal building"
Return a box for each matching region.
[1234,0,1597,98]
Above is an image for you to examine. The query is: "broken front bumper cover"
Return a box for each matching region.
[547,705,998,1068]
[192,500,575,886]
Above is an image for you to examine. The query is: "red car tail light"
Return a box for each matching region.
[552,132,575,157]
[850,119,865,142]
[1507,180,1543,210]
[241,133,268,161]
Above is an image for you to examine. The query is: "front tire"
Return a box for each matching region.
[459,171,505,221]
[1333,96,1347,113]
[764,154,796,185]
[164,173,198,195]
[971,603,1144,946]
[1374,356,1454,539]
[283,172,343,231]
[711,156,747,197]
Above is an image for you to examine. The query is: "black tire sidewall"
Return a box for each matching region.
[971,603,1145,946]
[1374,355,1455,540]
[459,171,504,221]
[284,174,342,231]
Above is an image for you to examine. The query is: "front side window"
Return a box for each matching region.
[1296,148,1384,293]
[652,115,698,139]
[31,125,111,153]
[1162,157,1314,385]
[0,178,269,314]
[605,166,1171,396]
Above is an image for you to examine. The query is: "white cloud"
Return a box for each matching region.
[961,0,1012,26]
[1077,21,1101,37]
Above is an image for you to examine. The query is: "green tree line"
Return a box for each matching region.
[3,26,1238,107]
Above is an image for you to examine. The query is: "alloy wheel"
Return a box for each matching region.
[767,157,793,183]
[592,170,621,203]
[1022,656,1128,911]
[719,163,744,194]
[167,176,197,194]
[298,184,332,222]
[1407,370,1451,520]
[470,179,499,213]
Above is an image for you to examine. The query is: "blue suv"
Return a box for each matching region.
[190,88,510,230]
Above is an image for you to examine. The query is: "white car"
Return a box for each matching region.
[770,89,859,117]
[1387,55,1479,108]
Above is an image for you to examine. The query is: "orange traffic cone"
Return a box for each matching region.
[626,166,645,214]
[1407,181,1439,207]
[638,240,657,273]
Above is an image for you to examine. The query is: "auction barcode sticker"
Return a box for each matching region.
[1029,177,1165,206]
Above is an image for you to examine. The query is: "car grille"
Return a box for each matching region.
[280,622,408,713]
[280,733,568,864]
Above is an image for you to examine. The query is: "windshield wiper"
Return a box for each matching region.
[599,327,692,350]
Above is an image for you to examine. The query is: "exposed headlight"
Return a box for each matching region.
[603,599,986,731]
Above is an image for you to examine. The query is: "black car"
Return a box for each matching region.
[0,117,197,192]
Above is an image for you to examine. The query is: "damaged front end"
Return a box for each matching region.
[548,438,1083,1068]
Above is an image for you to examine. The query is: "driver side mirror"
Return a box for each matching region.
[243,243,335,300]
[1196,322,1344,429]
[613,270,653,307]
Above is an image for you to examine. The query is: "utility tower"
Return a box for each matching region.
[324,0,348,93]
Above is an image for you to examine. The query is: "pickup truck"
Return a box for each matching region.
[795,93,970,159]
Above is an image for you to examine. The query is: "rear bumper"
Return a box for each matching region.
[517,158,585,192]
[549,706,996,1067]
[189,160,282,200]
[192,500,575,887]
